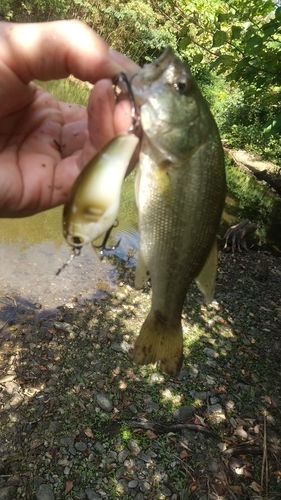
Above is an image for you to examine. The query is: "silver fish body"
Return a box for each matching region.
[63,134,139,249]
[129,47,226,376]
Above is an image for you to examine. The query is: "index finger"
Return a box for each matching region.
[0,20,139,84]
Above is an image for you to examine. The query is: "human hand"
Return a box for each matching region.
[0,20,139,217]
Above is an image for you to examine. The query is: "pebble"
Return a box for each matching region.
[173,405,195,421]
[53,321,77,333]
[85,489,102,500]
[207,404,223,414]
[189,367,199,378]
[127,439,141,456]
[35,484,55,500]
[0,486,16,500]
[60,437,75,447]
[203,347,218,358]
[75,441,88,452]
[118,449,129,463]
[128,480,139,488]
[140,480,151,492]
[96,393,113,412]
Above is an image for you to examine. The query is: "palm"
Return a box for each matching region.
[0,82,131,217]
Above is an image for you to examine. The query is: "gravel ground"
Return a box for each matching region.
[0,248,281,500]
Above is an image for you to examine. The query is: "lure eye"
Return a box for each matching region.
[72,236,84,247]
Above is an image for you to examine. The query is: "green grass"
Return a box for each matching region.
[36,77,90,106]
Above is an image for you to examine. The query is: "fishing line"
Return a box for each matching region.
[56,247,81,276]
[115,72,140,133]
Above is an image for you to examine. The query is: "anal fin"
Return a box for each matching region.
[195,240,217,303]
[135,246,149,289]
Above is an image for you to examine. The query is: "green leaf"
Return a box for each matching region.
[179,37,191,50]
[231,26,242,40]
[192,53,203,64]
[275,7,281,20]
[212,30,227,47]
[263,113,281,137]
[245,35,263,55]
[217,13,229,23]
[210,54,234,72]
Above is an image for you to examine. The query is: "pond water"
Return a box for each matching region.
[0,169,280,325]
[0,174,138,320]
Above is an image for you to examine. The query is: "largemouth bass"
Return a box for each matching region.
[63,134,139,249]
[127,47,226,376]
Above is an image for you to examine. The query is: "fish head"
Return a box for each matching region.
[128,46,217,162]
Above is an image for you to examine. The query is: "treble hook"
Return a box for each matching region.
[92,220,121,259]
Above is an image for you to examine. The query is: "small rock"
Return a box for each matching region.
[75,441,88,452]
[128,404,138,414]
[96,394,113,412]
[94,442,105,453]
[173,405,195,421]
[178,370,189,380]
[138,451,152,463]
[203,347,218,359]
[9,393,23,408]
[128,480,139,488]
[134,494,145,500]
[0,486,17,500]
[207,404,223,414]
[4,381,20,394]
[60,437,75,447]
[116,466,127,479]
[140,480,151,493]
[85,489,102,500]
[49,421,61,432]
[189,367,199,378]
[127,439,141,456]
[118,450,129,463]
[110,341,130,353]
[53,321,77,333]
[161,485,172,496]
[35,484,55,500]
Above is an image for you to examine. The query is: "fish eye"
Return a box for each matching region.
[174,76,190,94]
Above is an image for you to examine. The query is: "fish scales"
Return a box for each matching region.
[128,46,226,376]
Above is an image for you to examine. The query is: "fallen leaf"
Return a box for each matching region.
[190,483,197,493]
[250,481,263,493]
[169,436,177,444]
[65,480,74,495]
[84,428,94,439]
[146,430,157,439]
[193,414,206,426]
[180,449,191,459]
[230,485,242,494]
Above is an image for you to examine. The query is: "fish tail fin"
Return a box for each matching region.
[133,310,183,377]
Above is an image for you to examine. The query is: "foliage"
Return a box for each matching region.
[1,0,281,161]
[152,0,281,157]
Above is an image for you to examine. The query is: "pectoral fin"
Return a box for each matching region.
[195,240,217,303]
[135,246,149,289]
